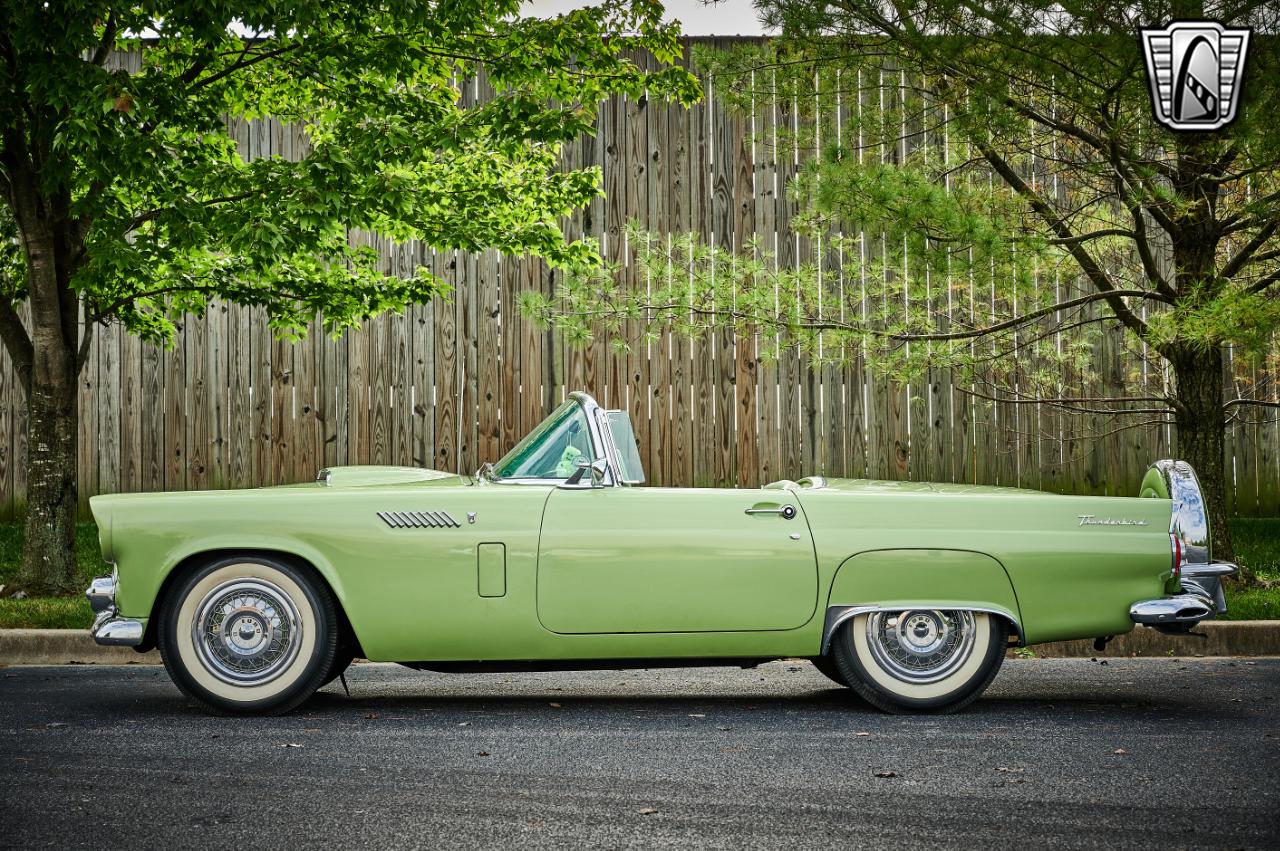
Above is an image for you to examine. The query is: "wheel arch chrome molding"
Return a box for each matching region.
[820,603,1024,655]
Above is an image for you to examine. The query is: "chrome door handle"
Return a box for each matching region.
[744,504,797,520]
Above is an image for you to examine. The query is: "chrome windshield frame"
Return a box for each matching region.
[484,391,624,488]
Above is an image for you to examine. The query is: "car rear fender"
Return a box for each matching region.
[822,549,1023,653]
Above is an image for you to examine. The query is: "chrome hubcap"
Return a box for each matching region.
[866,610,976,684]
[192,579,302,686]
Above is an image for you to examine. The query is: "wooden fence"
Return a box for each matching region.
[0,39,1276,519]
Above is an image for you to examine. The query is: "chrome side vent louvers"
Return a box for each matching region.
[377,510,461,529]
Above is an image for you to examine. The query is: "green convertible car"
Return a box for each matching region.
[87,391,1234,715]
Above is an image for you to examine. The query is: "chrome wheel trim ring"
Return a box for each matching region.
[865,610,977,685]
[191,578,303,686]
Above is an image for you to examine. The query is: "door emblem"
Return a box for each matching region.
[1077,515,1149,527]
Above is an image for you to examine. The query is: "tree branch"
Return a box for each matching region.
[1247,266,1280,294]
[123,191,259,234]
[973,141,1150,337]
[1044,228,1134,245]
[0,297,32,396]
[956,383,1169,410]
[1220,219,1279,280]
[90,11,117,67]
[1224,398,1280,410]
[75,302,93,375]
[883,288,1165,341]
[185,42,303,92]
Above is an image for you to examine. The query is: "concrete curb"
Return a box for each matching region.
[0,629,160,665]
[1021,620,1280,658]
[1,622,1278,666]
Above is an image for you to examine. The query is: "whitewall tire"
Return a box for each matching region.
[157,555,338,715]
[831,609,1007,713]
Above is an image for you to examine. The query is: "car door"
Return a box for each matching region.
[536,486,818,633]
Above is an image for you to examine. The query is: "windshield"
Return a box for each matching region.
[493,400,595,480]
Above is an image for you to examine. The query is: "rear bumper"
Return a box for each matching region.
[1130,562,1237,632]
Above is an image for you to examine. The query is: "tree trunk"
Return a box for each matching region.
[1168,345,1239,571]
[11,217,83,595]
[17,350,80,594]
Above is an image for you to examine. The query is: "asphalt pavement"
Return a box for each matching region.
[1,658,1277,849]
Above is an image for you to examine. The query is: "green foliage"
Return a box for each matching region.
[534,2,1280,396]
[0,597,92,629]
[0,0,699,341]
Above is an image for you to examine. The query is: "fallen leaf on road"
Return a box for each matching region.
[549,703,562,708]
[476,751,490,757]
[364,713,380,720]
[638,808,659,815]
[1113,748,1128,755]
[874,771,898,778]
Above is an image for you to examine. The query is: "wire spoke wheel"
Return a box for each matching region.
[834,608,1008,713]
[865,610,976,685]
[159,556,338,715]
[192,579,303,686]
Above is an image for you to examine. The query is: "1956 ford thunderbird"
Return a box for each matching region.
[86,391,1235,714]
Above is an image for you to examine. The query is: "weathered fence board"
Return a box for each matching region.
[0,40,1276,517]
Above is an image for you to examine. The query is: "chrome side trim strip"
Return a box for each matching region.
[821,604,1023,655]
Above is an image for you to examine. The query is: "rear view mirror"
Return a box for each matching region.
[563,457,610,488]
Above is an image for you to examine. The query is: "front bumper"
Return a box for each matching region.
[1130,562,1237,632]
[86,570,145,647]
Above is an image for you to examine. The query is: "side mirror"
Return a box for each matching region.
[564,457,610,488]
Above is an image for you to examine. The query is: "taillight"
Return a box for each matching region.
[1170,532,1183,579]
